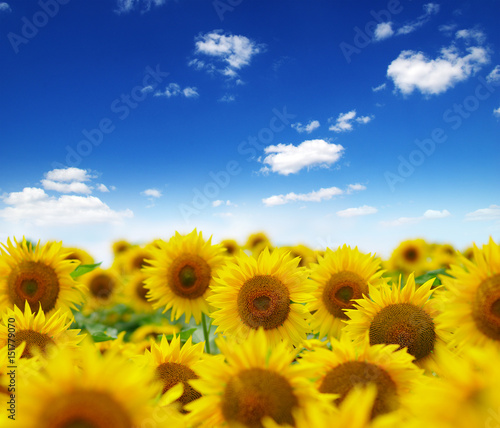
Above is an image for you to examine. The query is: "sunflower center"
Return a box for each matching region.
[222,368,297,428]
[15,329,55,359]
[89,274,114,300]
[369,303,435,361]
[155,362,201,409]
[39,390,132,428]
[168,254,211,299]
[322,271,367,320]
[237,275,290,330]
[403,248,418,263]
[472,274,500,341]
[319,361,398,418]
[8,261,60,313]
[135,281,149,302]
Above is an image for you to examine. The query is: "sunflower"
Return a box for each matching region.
[62,246,95,266]
[284,244,316,268]
[0,302,84,359]
[245,232,271,252]
[0,237,86,316]
[209,247,315,346]
[437,237,500,350]
[112,239,132,256]
[307,245,387,339]
[387,239,430,277]
[80,268,121,312]
[122,271,156,312]
[298,334,423,420]
[220,239,240,257]
[17,340,163,428]
[344,274,447,370]
[123,245,153,275]
[143,229,226,324]
[136,334,207,412]
[186,328,328,428]
[405,344,500,428]
[129,321,180,344]
[429,243,457,270]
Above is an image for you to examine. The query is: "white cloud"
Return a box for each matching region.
[486,65,500,83]
[374,22,394,41]
[387,45,490,95]
[329,110,373,132]
[97,184,110,192]
[141,85,154,94]
[263,187,343,207]
[337,205,378,217]
[396,3,440,35]
[372,83,387,92]
[141,189,162,198]
[346,183,367,194]
[291,120,320,134]
[260,139,344,175]
[219,94,235,103]
[465,205,500,221]
[381,209,451,227]
[456,29,486,45]
[212,200,234,207]
[439,23,458,36]
[0,2,11,12]
[155,83,198,98]
[115,0,165,14]
[191,30,263,79]
[0,188,132,226]
[41,180,92,194]
[45,167,91,183]
[494,107,500,118]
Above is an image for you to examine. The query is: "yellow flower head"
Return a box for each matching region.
[209,247,315,346]
[307,245,387,339]
[143,229,226,324]
[0,237,86,316]
[388,239,430,276]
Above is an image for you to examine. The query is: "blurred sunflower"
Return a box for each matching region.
[0,303,83,359]
[245,232,271,252]
[299,334,423,420]
[209,247,314,346]
[186,328,328,428]
[307,245,386,339]
[123,245,153,275]
[438,237,500,350]
[388,239,430,276]
[62,246,95,265]
[0,238,86,315]
[219,239,240,257]
[112,239,132,257]
[429,243,457,270]
[81,268,121,312]
[17,341,162,428]
[129,321,180,344]
[344,274,447,371]
[122,271,155,312]
[284,244,316,268]
[144,229,225,324]
[136,334,206,412]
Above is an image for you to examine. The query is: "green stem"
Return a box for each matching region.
[202,313,211,354]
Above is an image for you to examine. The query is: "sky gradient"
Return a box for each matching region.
[1,0,499,265]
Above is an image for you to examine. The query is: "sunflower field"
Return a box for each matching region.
[0,231,499,428]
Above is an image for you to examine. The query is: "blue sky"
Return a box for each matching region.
[1,0,499,265]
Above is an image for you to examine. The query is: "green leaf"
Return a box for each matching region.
[91,332,116,343]
[70,262,102,278]
[414,268,452,286]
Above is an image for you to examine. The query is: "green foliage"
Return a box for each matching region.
[70,262,102,279]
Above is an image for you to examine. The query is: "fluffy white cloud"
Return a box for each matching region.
[396,3,440,35]
[155,83,199,98]
[97,184,110,192]
[191,30,263,78]
[0,188,132,225]
[487,65,500,83]
[45,167,91,183]
[219,94,235,103]
[212,200,235,207]
[329,110,373,132]
[41,180,92,194]
[346,183,367,193]
[141,189,162,198]
[372,83,387,92]
[0,2,11,12]
[260,139,344,175]
[262,187,343,207]
[456,29,486,44]
[465,205,500,221]
[337,205,378,217]
[381,209,450,226]
[494,107,500,117]
[374,22,394,41]
[291,120,320,134]
[115,0,165,13]
[387,45,489,95]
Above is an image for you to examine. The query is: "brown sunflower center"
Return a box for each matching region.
[319,361,398,418]
[403,248,419,263]
[322,271,367,320]
[7,261,60,314]
[155,362,201,409]
[222,368,297,428]
[369,303,435,361]
[472,274,500,341]
[237,275,290,330]
[135,280,149,302]
[89,274,114,300]
[168,254,211,299]
[39,390,132,428]
[15,329,55,359]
